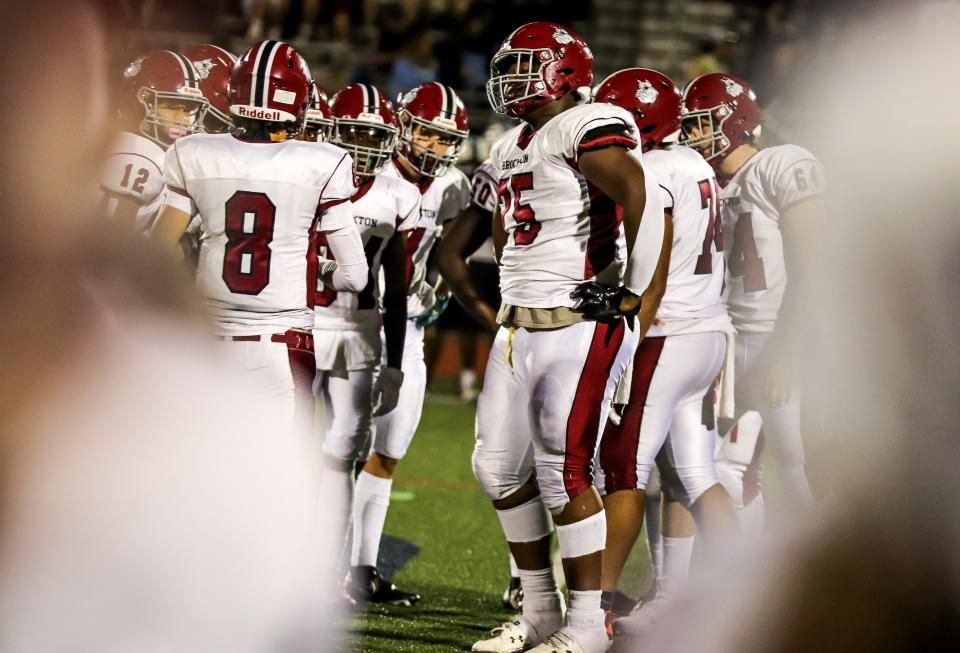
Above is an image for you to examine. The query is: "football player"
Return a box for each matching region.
[150,40,367,431]
[591,68,738,630]
[101,50,207,231]
[179,45,238,264]
[347,82,472,605]
[680,73,823,516]
[301,82,335,143]
[471,23,669,653]
[436,159,521,611]
[308,83,421,603]
[183,44,237,134]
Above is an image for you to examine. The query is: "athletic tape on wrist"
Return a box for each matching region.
[496,496,553,543]
[556,510,606,559]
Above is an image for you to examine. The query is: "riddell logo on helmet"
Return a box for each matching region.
[235,106,282,120]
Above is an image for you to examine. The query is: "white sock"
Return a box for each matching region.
[518,567,563,639]
[651,537,664,586]
[565,589,608,652]
[351,471,392,568]
[460,368,476,392]
[660,536,694,596]
[509,552,520,577]
[319,466,354,569]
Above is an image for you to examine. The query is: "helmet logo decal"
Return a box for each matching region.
[722,77,743,97]
[124,57,144,78]
[635,80,659,104]
[552,27,574,44]
[400,89,418,107]
[194,58,216,80]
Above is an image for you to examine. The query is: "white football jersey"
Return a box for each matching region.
[488,102,640,308]
[467,159,498,263]
[100,131,166,231]
[381,158,471,318]
[720,144,825,332]
[472,159,499,213]
[162,133,356,336]
[313,172,421,329]
[645,145,729,337]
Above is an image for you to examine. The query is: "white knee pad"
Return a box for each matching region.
[496,496,553,544]
[472,446,534,502]
[556,511,606,559]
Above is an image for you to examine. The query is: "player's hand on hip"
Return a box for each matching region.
[372,366,405,416]
[570,281,640,325]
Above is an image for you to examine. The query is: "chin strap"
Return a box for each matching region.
[573,85,593,105]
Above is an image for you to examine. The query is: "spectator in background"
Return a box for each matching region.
[244,0,287,40]
[683,27,739,81]
[388,30,438,100]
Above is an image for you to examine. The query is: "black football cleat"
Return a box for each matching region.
[501,576,523,611]
[349,565,421,606]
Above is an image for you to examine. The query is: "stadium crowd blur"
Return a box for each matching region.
[113,0,833,163]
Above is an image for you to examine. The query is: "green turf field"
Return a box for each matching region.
[348,395,653,652]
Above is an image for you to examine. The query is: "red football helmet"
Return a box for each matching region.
[228,40,312,138]
[183,44,237,134]
[397,82,468,178]
[679,73,761,168]
[486,22,594,118]
[303,82,335,142]
[122,50,208,147]
[330,84,399,176]
[594,68,681,153]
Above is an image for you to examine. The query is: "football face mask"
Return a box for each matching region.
[333,120,398,176]
[138,88,207,146]
[486,50,550,116]
[401,121,466,178]
[679,110,728,162]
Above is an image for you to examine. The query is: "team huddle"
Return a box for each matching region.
[100,18,824,653]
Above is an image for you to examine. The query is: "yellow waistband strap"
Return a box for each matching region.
[504,325,516,368]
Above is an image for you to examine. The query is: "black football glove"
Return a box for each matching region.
[570,281,641,327]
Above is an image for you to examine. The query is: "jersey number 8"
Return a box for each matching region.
[222,191,276,295]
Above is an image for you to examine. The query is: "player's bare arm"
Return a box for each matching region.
[436,205,498,333]
[104,193,143,230]
[578,145,670,317]
[381,230,409,371]
[151,204,192,252]
[634,211,673,338]
[763,196,824,407]
[491,204,507,264]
